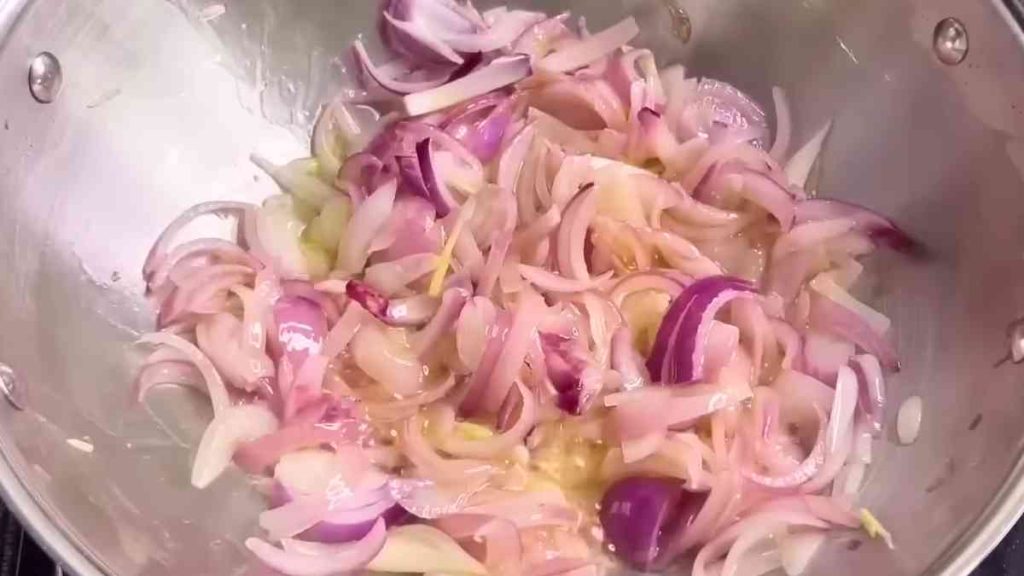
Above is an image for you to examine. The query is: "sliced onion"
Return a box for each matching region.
[143,201,253,282]
[538,16,639,73]
[609,271,687,307]
[556,182,598,280]
[769,87,792,161]
[897,395,922,445]
[367,524,488,575]
[851,353,886,434]
[251,155,338,209]
[743,408,826,490]
[808,274,898,370]
[378,294,435,328]
[400,412,495,482]
[691,510,827,576]
[801,365,858,494]
[346,280,390,321]
[404,55,531,116]
[339,178,398,273]
[412,285,471,356]
[645,276,759,385]
[196,313,275,392]
[147,238,261,296]
[540,332,602,415]
[455,296,497,372]
[442,9,545,54]
[377,195,442,262]
[785,121,831,190]
[322,303,369,360]
[381,11,465,66]
[461,290,544,415]
[364,253,438,296]
[609,384,751,461]
[442,380,536,457]
[519,264,611,293]
[802,331,854,384]
[233,416,367,475]
[414,138,461,217]
[137,333,231,416]
[351,322,426,397]
[382,0,481,64]
[779,530,826,576]
[274,295,328,372]
[387,477,478,519]
[794,198,918,253]
[353,40,455,95]
[442,93,522,162]
[191,403,279,489]
[599,476,706,571]
[257,196,312,280]
[245,518,386,576]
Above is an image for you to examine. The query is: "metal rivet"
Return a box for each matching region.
[28,51,63,104]
[0,365,24,411]
[663,0,692,44]
[933,17,968,66]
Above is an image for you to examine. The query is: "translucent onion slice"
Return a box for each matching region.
[404,55,531,116]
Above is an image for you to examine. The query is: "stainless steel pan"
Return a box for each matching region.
[1,0,1024,574]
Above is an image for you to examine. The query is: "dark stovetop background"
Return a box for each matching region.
[0,498,1018,575]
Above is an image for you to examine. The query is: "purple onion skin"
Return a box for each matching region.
[299,504,410,543]
[540,332,590,415]
[599,476,707,571]
[645,276,754,385]
[346,280,390,320]
[270,482,411,544]
[273,295,328,369]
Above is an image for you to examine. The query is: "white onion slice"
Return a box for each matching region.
[897,395,922,445]
[785,120,832,190]
[191,403,278,489]
[779,530,826,576]
[339,179,397,273]
[538,16,639,73]
[404,56,531,116]
[366,524,487,575]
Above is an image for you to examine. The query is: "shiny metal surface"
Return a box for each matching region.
[933,17,970,66]
[0,0,1023,575]
[26,51,61,104]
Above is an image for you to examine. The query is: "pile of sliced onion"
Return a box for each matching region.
[135,0,919,574]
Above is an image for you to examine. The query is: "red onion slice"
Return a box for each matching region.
[143,201,254,282]
[794,198,918,253]
[273,296,328,371]
[339,178,398,273]
[441,10,545,53]
[404,55,531,116]
[366,524,489,575]
[769,86,792,161]
[645,276,759,385]
[540,332,602,415]
[538,16,639,73]
[382,11,465,65]
[851,353,886,435]
[442,93,521,162]
[137,332,231,416]
[415,138,460,217]
[785,121,832,189]
[808,274,898,370]
[191,404,279,489]
[353,40,455,95]
[245,518,386,576]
